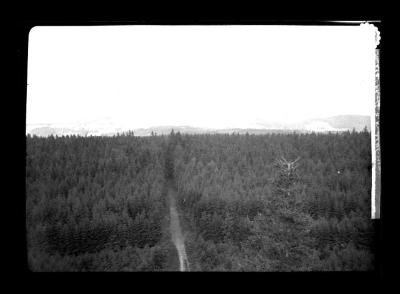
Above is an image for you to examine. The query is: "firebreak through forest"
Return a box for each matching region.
[26,130,376,271]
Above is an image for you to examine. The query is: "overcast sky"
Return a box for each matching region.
[26,25,378,129]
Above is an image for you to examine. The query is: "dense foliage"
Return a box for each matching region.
[26,130,375,271]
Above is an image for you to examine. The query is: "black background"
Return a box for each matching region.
[8,2,393,291]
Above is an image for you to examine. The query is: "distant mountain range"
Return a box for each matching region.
[26,115,371,137]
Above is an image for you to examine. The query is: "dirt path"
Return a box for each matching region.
[168,186,190,272]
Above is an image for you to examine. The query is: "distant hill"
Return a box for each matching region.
[319,115,371,132]
[27,115,371,137]
[255,115,371,133]
[28,127,90,137]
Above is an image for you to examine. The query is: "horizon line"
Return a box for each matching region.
[26,113,372,128]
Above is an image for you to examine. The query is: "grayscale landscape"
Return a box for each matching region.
[26,25,378,271]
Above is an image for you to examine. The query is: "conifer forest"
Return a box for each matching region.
[26,130,376,271]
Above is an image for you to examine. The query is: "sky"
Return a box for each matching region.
[26,25,379,129]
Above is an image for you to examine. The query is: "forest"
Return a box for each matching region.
[26,129,376,271]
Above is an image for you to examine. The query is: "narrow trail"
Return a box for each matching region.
[167,185,190,272]
[164,134,190,271]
